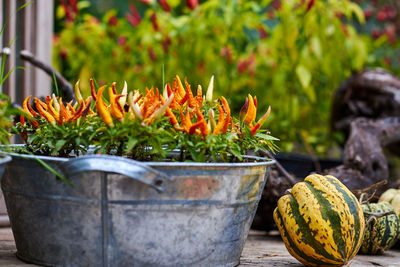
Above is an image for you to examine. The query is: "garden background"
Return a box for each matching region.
[52,0,400,158]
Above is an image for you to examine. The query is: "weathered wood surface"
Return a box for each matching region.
[0,227,399,266]
[239,231,400,267]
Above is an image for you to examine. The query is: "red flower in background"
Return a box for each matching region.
[220,46,233,63]
[306,0,315,12]
[385,25,396,44]
[108,16,118,26]
[159,0,171,12]
[59,0,79,22]
[364,8,374,19]
[237,54,256,75]
[148,47,157,62]
[150,12,160,31]
[161,35,172,53]
[68,0,79,13]
[371,28,381,39]
[118,36,127,46]
[377,10,387,22]
[126,3,142,27]
[258,26,268,39]
[272,0,281,10]
[137,0,151,5]
[186,0,199,10]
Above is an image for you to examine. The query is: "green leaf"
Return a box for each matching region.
[255,132,280,141]
[310,37,322,60]
[295,64,316,102]
[348,2,365,25]
[55,140,67,152]
[295,64,311,89]
[229,143,242,161]
[53,72,60,97]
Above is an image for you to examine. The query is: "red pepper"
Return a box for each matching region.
[90,78,97,101]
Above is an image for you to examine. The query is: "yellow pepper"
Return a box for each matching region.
[96,85,114,127]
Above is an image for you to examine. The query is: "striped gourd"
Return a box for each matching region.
[273,174,365,266]
[360,202,400,255]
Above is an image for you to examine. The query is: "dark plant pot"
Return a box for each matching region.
[251,153,342,232]
[274,152,342,177]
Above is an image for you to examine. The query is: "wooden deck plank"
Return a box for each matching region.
[0,227,398,266]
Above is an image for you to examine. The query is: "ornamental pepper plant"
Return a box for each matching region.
[16,76,278,162]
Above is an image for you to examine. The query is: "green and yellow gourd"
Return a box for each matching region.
[360,202,400,254]
[273,174,365,266]
[378,188,400,215]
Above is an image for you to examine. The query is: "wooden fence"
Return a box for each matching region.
[1,0,53,104]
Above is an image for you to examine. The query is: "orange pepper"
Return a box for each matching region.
[67,101,76,114]
[145,93,173,125]
[71,100,85,121]
[35,98,56,125]
[220,96,231,134]
[22,96,37,117]
[185,78,197,108]
[196,85,203,107]
[195,108,208,135]
[213,105,225,134]
[109,87,125,121]
[189,120,203,135]
[161,95,181,129]
[59,98,71,124]
[179,106,193,133]
[178,90,189,106]
[175,75,186,100]
[46,96,60,121]
[96,85,114,127]
[243,94,256,126]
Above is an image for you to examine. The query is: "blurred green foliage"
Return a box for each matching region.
[53,0,394,157]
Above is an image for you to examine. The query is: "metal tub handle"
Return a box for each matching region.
[59,155,169,192]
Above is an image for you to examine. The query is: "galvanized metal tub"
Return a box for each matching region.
[2,151,274,267]
[0,155,11,178]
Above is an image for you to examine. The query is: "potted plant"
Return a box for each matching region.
[3,75,277,266]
